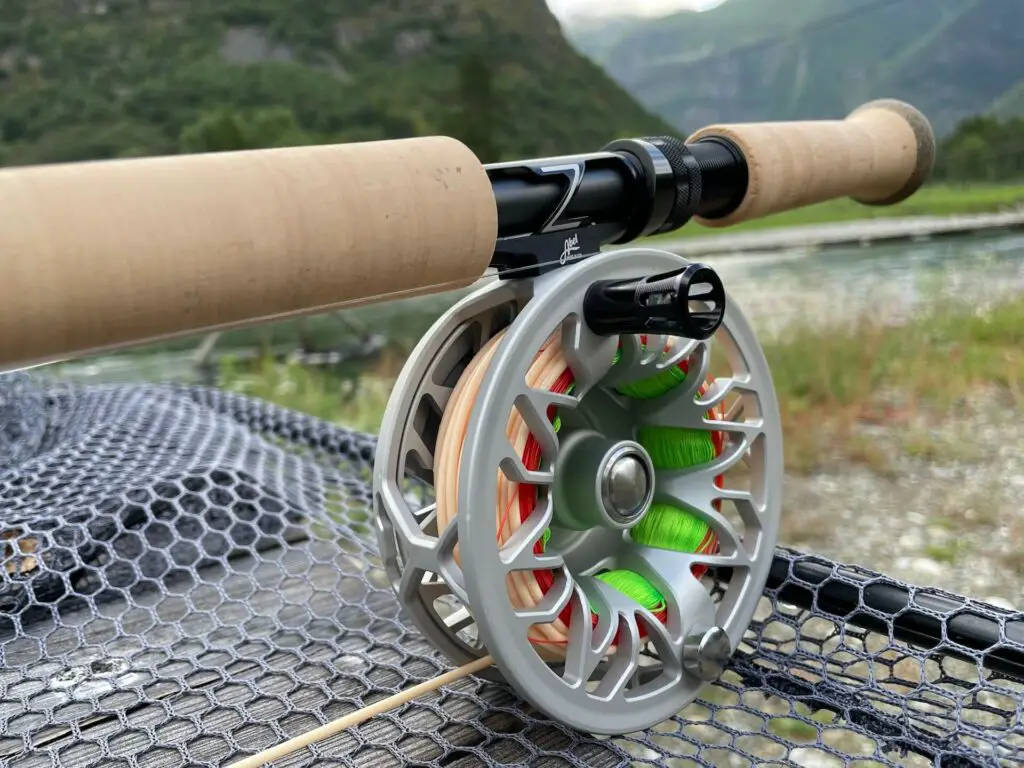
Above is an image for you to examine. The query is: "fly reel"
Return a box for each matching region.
[373,247,783,735]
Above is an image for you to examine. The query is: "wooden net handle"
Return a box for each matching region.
[227,655,494,768]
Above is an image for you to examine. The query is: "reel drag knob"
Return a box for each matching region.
[582,262,726,340]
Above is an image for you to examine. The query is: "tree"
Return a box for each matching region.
[178,107,314,154]
[447,50,498,162]
[946,134,990,186]
[935,114,1024,183]
[179,110,252,153]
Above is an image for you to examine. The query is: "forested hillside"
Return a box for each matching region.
[570,0,1024,140]
[0,0,675,167]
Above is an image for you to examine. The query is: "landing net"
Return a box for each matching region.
[0,373,1020,767]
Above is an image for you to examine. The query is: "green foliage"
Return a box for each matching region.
[219,355,393,433]
[445,49,498,162]
[933,115,1024,182]
[0,0,674,167]
[573,0,1024,144]
[179,106,321,153]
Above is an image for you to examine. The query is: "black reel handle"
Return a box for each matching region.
[582,262,726,341]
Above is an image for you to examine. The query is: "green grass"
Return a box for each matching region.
[767,704,837,742]
[219,356,393,434]
[761,292,1024,473]
[923,542,965,564]
[219,291,1024,477]
[643,183,1024,242]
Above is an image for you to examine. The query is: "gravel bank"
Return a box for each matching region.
[781,392,1024,609]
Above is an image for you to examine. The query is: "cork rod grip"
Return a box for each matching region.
[686,99,935,227]
[0,137,498,372]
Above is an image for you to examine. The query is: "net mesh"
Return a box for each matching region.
[0,371,1021,768]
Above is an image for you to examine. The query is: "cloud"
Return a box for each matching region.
[547,0,726,21]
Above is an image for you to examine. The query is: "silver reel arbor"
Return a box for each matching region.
[373,247,784,734]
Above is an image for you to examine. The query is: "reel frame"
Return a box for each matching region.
[373,247,784,734]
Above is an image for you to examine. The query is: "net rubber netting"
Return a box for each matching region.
[0,371,1021,768]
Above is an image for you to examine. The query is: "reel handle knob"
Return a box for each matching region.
[582,262,726,340]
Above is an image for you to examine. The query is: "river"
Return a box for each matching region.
[708,228,1024,336]
[48,228,1024,384]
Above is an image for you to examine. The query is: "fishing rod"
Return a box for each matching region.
[0,98,931,373]
[0,98,952,760]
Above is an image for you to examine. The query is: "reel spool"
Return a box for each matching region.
[374,247,783,735]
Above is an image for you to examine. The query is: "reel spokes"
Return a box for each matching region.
[373,280,528,668]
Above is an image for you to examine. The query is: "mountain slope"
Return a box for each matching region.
[0,0,675,167]
[570,0,1024,138]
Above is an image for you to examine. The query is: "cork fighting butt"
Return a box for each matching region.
[685,99,936,227]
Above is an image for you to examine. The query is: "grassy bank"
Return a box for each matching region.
[220,291,1024,477]
[766,294,1024,474]
[644,182,1024,242]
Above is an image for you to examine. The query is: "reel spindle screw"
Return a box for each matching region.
[582,261,726,340]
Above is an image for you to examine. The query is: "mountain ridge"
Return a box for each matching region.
[568,0,1023,138]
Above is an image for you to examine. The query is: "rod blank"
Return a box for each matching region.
[227,654,495,768]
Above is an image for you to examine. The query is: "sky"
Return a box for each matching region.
[546,0,726,22]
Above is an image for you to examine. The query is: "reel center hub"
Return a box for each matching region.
[554,433,655,531]
[601,443,653,526]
